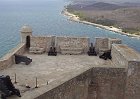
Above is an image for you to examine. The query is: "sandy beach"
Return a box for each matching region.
[62,8,140,39]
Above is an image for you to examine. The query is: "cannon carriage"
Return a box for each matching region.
[99,50,112,60]
[0,75,21,99]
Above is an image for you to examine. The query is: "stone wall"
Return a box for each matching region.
[35,69,91,99]
[108,38,122,49]
[30,36,52,52]
[124,61,140,99]
[88,67,126,99]
[29,67,126,99]
[95,37,122,54]
[56,36,89,54]
[28,36,121,55]
[111,44,128,66]
[0,43,26,70]
[111,44,140,99]
[94,37,109,54]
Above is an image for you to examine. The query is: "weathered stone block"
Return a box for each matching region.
[30,36,52,53]
[95,37,109,54]
[56,36,89,54]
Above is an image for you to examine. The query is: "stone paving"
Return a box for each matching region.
[0,54,121,98]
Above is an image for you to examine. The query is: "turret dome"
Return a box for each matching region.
[21,25,32,33]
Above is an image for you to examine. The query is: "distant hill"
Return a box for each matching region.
[70,0,140,4]
[66,1,140,35]
[81,2,123,10]
[71,0,97,5]
[121,2,140,7]
[67,2,126,11]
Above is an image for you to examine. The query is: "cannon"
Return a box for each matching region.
[14,54,32,65]
[48,47,57,56]
[99,50,112,60]
[88,43,97,56]
[0,75,21,99]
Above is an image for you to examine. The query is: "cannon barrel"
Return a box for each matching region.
[14,54,32,65]
[88,43,97,56]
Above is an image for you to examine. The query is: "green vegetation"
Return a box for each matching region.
[122,28,140,35]
[95,19,116,26]
[66,5,75,13]
[67,6,116,26]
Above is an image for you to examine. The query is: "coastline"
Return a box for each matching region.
[62,8,140,39]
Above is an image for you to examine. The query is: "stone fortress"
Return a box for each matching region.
[0,25,140,99]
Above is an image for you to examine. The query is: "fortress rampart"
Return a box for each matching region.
[30,68,126,99]
[0,25,140,99]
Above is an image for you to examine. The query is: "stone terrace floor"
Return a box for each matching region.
[0,54,124,99]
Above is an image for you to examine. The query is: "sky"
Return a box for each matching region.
[0,0,58,6]
[95,0,140,3]
[1,0,140,2]
[0,0,140,6]
[72,0,140,3]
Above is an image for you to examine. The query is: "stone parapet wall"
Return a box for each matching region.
[95,37,122,54]
[21,67,126,99]
[0,43,26,70]
[28,36,122,55]
[111,44,140,67]
[35,69,91,99]
[56,36,89,54]
[30,36,52,52]
[111,44,128,66]
[111,44,140,99]
[0,57,13,70]
[95,37,109,54]
[108,38,122,49]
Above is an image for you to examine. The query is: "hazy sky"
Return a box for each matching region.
[0,0,58,6]
[96,0,140,3]
[0,0,140,5]
[72,0,140,3]
[1,0,140,3]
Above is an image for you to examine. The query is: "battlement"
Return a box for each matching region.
[0,26,140,99]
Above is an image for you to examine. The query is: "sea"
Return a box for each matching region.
[0,0,140,58]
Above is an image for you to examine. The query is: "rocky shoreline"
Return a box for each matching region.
[62,8,140,39]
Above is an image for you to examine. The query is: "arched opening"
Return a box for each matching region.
[26,36,30,49]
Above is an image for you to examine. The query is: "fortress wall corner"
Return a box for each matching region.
[35,69,92,99]
[88,68,126,99]
[124,61,140,99]
[111,44,128,66]
[0,43,26,70]
[111,44,140,99]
